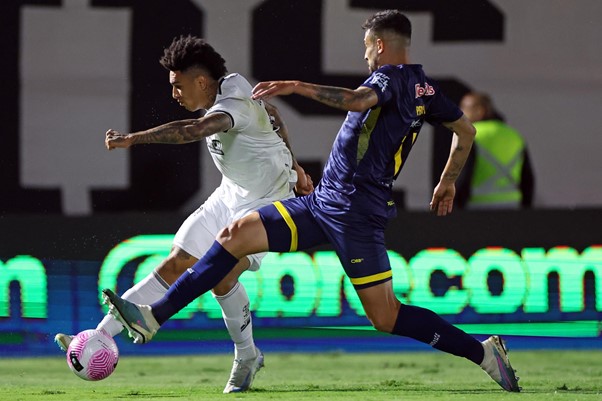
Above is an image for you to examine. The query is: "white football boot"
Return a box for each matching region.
[223,347,265,393]
[480,335,521,392]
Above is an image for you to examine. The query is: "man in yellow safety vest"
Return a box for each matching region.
[457,92,534,209]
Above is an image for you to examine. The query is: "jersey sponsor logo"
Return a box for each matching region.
[415,82,435,98]
[208,139,224,155]
[369,72,390,93]
[350,258,364,264]
[410,119,423,128]
[416,105,426,116]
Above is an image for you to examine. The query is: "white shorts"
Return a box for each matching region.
[173,185,294,271]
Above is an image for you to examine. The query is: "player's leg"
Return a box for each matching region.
[96,246,196,337]
[357,281,484,358]
[57,194,199,349]
[170,196,261,376]
[144,196,328,325]
[356,283,519,391]
[58,192,242,349]
[161,195,265,393]
[212,258,264,393]
[213,259,254,360]
[54,246,196,351]
[102,211,269,342]
[212,197,326,393]
[56,245,251,350]
[323,210,484,361]
[103,195,328,342]
[326,211,519,392]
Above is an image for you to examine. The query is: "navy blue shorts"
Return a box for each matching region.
[257,193,392,289]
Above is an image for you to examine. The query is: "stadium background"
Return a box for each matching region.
[1,0,601,356]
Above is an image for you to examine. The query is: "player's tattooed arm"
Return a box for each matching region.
[312,85,377,112]
[430,115,476,216]
[252,80,378,112]
[105,113,232,149]
[440,115,476,183]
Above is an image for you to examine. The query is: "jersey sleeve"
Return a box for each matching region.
[360,65,397,106]
[207,97,252,133]
[425,80,463,124]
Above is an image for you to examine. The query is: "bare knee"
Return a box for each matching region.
[216,223,237,244]
[357,283,401,333]
[215,214,267,258]
[216,219,250,244]
[368,313,398,333]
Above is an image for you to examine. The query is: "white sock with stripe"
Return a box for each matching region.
[214,282,257,360]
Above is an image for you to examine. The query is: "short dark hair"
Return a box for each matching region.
[159,35,227,80]
[466,92,498,120]
[362,10,412,40]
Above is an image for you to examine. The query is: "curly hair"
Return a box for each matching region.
[362,10,412,40]
[159,35,227,80]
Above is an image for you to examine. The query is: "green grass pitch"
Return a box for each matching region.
[1,350,601,400]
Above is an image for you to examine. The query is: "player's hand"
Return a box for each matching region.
[430,181,455,216]
[105,129,132,150]
[252,81,298,100]
[294,163,314,195]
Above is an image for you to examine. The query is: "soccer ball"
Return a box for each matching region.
[66,329,119,381]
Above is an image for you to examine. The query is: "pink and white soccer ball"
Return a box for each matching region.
[66,329,119,381]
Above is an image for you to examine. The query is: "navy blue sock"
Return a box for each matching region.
[150,241,239,325]
[391,304,484,365]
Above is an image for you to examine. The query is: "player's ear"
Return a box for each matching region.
[197,75,208,90]
[376,38,385,54]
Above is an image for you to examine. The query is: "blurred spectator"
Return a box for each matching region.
[456,92,534,209]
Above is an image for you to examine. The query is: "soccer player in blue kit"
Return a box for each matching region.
[103,10,521,392]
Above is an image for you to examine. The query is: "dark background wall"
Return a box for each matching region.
[1,0,601,215]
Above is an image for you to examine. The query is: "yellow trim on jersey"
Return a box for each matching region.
[357,107,381,163]
[350,270,393,286]
[394,136,407,175]
[273,201,298,251]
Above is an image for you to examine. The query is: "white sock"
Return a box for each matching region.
[214,282,256,360]
[96,271,169,337]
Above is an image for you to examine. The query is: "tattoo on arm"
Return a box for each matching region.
[311,85,374,111]
[441,137,472,181]
[132,119,201,144]
[314,86,349,108]
[442,166,460,181]
[132,114,231,145]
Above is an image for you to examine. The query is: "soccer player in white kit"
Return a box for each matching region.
[54,35,313,393]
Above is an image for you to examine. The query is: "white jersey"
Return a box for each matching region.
[173,73,296,270]
[204,73,296,210]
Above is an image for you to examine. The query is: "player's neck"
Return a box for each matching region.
[205,81,219,108]
[380,49,410,66]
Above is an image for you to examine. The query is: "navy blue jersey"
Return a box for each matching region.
[314,64,462,218]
